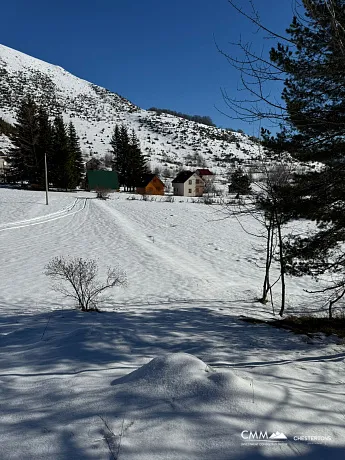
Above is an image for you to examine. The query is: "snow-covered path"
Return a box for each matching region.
[0,191,262,310]
[0,189,344,459]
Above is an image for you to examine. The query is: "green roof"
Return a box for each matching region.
[86,170,119,190]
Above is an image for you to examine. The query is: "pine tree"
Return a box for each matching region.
[67,122,84,188]
[110,125,147,191]
[261,0,345,316]
[264,0,345,161]
[228,167,251,195]
[36,107,53,188]
[50,115,70,189]
[9,96,40,184]
[111,124,128,187]
[126,130,148,191]
[110,124,121,170]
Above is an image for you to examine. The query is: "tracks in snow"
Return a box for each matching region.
[0,197,87,232]
[94,199,231,294]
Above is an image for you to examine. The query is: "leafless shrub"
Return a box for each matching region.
[94,187,112,200]
[45,256,127,311]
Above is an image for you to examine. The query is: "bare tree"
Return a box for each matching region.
[218,0,345,128]
[103,153,113,168]
[45,256,127,311]
[224,162,294,315]
[307,277,345,319]
[95,186,112,200]
[203,175,217,197]
[259,164,294,316]
[220,0,345,318]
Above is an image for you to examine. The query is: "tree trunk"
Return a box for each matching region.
[277,220,286,316]
[329,300,333,320]
[329,288,345,319]
[261,216,274,304]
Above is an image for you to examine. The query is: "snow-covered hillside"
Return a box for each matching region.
[0,44,268,180]
[0,188,344,459]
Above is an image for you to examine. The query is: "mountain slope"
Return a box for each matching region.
[0,44,266,179]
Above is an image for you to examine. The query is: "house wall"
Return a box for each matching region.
[137,177,165,195]
[149,177,165,195]
[173,174,204,197]
[183,173,204,197]
[173,183,185,196]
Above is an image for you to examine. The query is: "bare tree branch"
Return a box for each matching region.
[45,257,127,311]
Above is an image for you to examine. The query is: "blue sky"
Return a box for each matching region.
[1,0,295,133]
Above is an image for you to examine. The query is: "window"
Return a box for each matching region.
[188,180,192,185]
[196,179,200,184]
[188,189,192,193]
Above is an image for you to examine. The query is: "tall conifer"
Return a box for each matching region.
[9,96,40,184]
[67,122,84,188]
[50,115,70,189]
[36,107,53,187]
[110,124,147,191]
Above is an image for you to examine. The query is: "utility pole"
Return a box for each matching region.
[44,152,49,205]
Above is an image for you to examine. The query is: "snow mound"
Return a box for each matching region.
[112,352,248,404]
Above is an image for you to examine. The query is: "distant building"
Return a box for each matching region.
[0,155,9,182]
[85,158,102,171]
[86,170,119,191]
[195,168,215,194]
[195,168,214,179]
[136,173,165,195]
[172,171,205,197]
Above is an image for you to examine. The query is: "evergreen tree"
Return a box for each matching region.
[228,167,251,195]
[261,0,345,316]
[50,115,70,189]
[9,96,40,184]
[0,118,15,137]
[111,124,128,186]
[67,122,84,188]
[126,129,148,191]
[36,107,53,188]
[8,99,83,190]
[266,0,345,162]
[110,124,147,191]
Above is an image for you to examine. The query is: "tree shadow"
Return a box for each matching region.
[0,299,344,459]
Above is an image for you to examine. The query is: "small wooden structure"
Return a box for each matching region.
[136,174,165,195]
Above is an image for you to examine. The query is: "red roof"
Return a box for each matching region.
[195,169,214,176]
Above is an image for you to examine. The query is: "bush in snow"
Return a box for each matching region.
[95,187,111,200]
[45,256,127,311]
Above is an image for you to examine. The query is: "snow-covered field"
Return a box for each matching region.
[0,188,344,459]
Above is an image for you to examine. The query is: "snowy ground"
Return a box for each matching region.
[0,188,344,459]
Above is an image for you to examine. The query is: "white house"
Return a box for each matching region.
[172,171,205,197]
